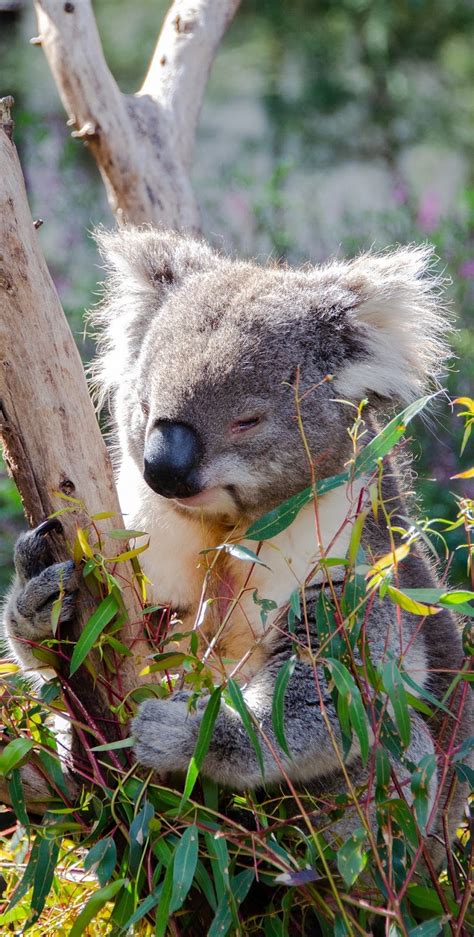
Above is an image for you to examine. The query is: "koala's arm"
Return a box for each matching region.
[133,614,437,791]
[1,522,79,678]
[133,620,350,788]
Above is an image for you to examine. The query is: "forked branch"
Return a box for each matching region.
[34,0,241,229]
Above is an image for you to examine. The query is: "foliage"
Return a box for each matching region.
[0,1,473,933]
[1,399,472,936]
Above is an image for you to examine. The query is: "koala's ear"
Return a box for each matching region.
[328,246,451,404]
[94,225,219,296]
[90,227,220,404]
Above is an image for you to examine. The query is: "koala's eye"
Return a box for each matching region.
[139,399,150,417]
[230,415,261,434]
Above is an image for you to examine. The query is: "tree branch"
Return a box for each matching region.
[141,0,241,170]
[0,104,148,734]
[34,0,241,229]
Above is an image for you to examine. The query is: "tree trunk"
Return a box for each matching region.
[0,99,147,808]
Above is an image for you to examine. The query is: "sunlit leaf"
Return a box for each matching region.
[451,466,474,479]
[69,593,119,676]
[0,738,33,776]
[180,687,222,807]
[228,679,265,780]
[386,585,440,616]
[69,879,127,937]
[244,395,436,540]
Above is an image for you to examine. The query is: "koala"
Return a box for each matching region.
[3,228,471,848]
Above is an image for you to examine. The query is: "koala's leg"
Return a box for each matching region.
[2,521,80,676]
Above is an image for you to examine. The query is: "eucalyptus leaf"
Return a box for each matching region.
[245,395,434,540]
[69,593,119,676]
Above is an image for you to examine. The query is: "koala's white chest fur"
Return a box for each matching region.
[117,456,365,679]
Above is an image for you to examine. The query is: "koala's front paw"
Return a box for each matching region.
[132,697,201,774]
[4,521,80,656]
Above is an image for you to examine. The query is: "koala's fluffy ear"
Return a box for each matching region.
[95,225,219,295]
[327,245,451,404]
[90,226,219,402]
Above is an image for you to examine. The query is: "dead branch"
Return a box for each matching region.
[34,0,241,229]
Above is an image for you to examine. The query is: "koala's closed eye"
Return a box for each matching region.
[230,415,262,434]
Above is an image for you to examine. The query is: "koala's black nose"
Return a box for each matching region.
[143,421,202,498]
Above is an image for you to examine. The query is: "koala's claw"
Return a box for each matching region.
[132,697,200,774]
[14,520,62,582]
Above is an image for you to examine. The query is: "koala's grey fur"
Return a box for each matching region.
[3,227,471,853]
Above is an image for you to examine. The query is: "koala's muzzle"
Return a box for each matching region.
[143,421,203,498]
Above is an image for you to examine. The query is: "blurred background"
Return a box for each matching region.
[0,0,473,592]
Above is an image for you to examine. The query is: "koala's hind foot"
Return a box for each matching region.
[2,520,80,676]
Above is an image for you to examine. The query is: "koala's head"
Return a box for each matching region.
[92,227,449,523]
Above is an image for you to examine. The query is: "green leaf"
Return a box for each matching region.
[84,837,117,887]
[227,680,265,780]
[452,735,474,763]
[386,585,440,616]
[408,918,444,937]
[407,885,454,915]
[90,736,135,752]
[0,737,33,776]
[8,835,41,910]
[454,762,474,786]
[205,542,271,569]
[375,746,391,802]
[180,687,222,807]
[121,888,162,931]
[170,825,199,912]
[208,869,255,937]
[194,859,217,911]
[8,769,29,829]
[326,658,369,764]
[204,830,229,902]
[438,590,474,605]
[401,670,453,717]
[69,879,126,936]
[381,658,411,748]
[69,593,119,676]
[337,828,368,886]
[129,800,154,874]
[27,833,61,928]
[245,396,434,540]
[155,859,175,937]
[141,651,191,674]
[272,655,297,757]
[107,528,148,539]
[287,589,301,631]
[411,754,437,834]
[245,486,317,541]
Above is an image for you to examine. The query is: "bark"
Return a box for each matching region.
[0,100,148,807]
[34,0,241,230]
